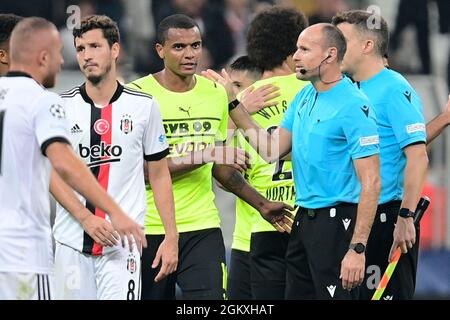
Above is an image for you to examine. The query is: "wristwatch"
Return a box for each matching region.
[398,207,415,219]
[349,242,366,254]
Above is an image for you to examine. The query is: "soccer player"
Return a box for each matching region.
[0,17,145,300]
[332,10,428,300]
[227,55,262,300]
[205,23,381,299]
[129,14,293,300]
[228,56,262,98]
[225,7,310,300]
[52,15,178,300]
[0,14,22,76]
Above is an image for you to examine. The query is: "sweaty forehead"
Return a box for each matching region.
[166,27,201,43]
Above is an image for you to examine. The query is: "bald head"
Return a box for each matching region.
[9,17,58,63]
[301,23,347,62]
[9,17,63,88]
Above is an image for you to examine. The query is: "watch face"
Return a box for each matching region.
[355,243,365,254]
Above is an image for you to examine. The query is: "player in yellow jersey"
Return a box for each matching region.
[205,7,309,299]
[129,14,294,300]
[226,56,262,300]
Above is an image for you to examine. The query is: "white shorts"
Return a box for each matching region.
[54,242,141,300]
[0,272,53,300]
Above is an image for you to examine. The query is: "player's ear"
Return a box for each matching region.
[155,43,164,59]
[38,50,49,68]
[363,39,375,55]
[111,42,120,60]
[0,49,8,65]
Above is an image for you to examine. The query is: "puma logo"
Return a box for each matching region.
[179,106,191,117]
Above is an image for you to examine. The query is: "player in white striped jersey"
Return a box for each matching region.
[52,15,178,300]
[0,17,146,300]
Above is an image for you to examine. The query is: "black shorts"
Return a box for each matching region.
[360,201,420,300]
[141,228,227,300]
[250,231,290,299]
[285,203,360,300]
[227,249,251,300]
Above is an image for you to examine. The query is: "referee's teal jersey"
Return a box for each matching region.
[355,68,426,204]
[281,77,379,209]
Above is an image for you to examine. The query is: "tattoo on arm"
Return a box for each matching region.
[225,169,245,192]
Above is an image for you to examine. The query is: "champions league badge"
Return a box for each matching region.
[120,114,133,134]
[127,252,137,274]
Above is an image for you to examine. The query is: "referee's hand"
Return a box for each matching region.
[388,216,416,261]
[340,250,365,291]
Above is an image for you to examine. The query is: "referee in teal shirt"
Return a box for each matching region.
[220,23,381,300]
[333,11,428,300]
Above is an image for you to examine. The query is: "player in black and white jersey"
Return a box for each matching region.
[0,17,146,300]
[52,15,178,300]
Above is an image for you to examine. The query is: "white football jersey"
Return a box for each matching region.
[53,82,168,255]
[0,72,70,274]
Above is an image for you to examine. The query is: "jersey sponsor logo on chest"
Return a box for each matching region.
[163,119,215,135]
[79,142,122,167]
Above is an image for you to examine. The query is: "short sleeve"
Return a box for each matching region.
[386,86,426,149]
[34,92,70,156]
[342,102,380,159]
[143,98,169,161]
[281,93,300,132]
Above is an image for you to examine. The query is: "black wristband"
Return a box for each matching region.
[398,207,415,218]
[228,99,240,112]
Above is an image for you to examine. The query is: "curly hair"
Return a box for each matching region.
[0,14,22,47]
[73,15,120,47]
[247,6,308,71]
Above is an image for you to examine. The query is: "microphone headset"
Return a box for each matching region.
[299,53,342,85]
[299,54,331,75]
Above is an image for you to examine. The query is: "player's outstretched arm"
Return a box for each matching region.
[50,170,119,247]
[212,164,294,233]
[146,158,179,282]
[426,95,450,144]
[46,142,147,251]
[202,68,292,162]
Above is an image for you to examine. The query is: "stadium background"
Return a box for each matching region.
[1,0,448,299]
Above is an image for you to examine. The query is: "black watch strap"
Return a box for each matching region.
[228,99,240,112]
[349,242,366,254]
[398,207,415,218]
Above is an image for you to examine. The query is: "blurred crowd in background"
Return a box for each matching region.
[0,0,448,90]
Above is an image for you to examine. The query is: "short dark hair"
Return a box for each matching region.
[331,10,389,57]
[0,14,22,47]
[73,15,120,47]
[321,24,347,62]
[229,55,262,74]
[157,14,200,44]
[247,6,308,71]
